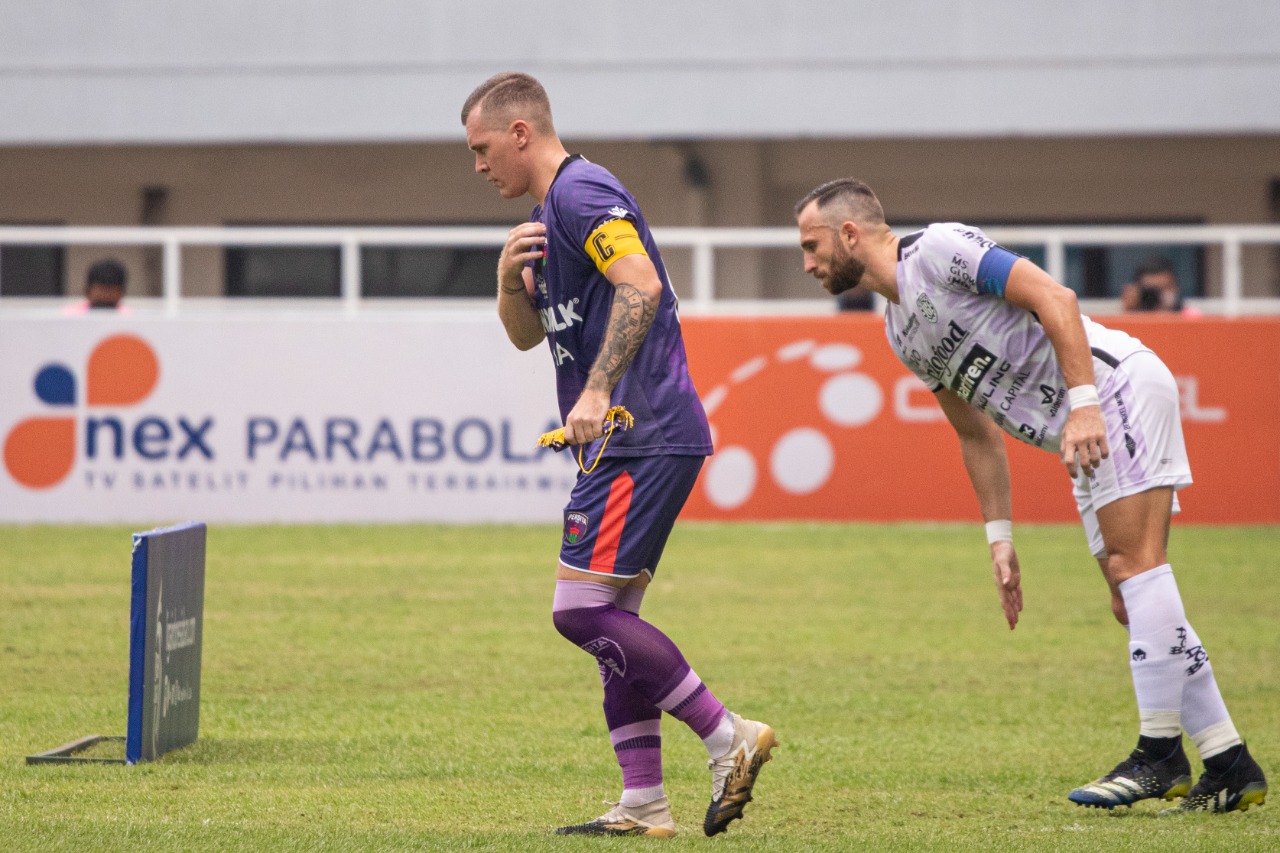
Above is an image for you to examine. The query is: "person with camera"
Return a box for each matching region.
[1121,257,1195,315]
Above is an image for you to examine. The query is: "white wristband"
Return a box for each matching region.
[1067,384,1100,410]
[985,519,1013,544]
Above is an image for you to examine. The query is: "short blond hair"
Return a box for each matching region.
[461,71,555,134]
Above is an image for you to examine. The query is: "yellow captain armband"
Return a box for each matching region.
[584,219,648,275]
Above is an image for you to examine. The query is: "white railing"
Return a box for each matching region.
[2,223,1279,316]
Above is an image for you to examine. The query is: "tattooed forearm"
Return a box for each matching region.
[586,282,657,392]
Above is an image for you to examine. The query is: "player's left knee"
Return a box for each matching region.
[552,604,608,647]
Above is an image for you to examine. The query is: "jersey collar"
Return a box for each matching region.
[550,153,585,191]
[897,230,924,259]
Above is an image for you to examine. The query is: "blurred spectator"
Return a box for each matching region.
[1120,256,1194,314]
[63,258,130,314]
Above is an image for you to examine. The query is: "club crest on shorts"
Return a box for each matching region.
[564,511,589,544]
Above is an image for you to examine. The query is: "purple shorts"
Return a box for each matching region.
[559,454,704,579]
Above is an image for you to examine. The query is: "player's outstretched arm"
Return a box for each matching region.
[1002,259,1108,478]
[562,254,661,445]
[497,221,548,350]
[935,388,1023,629]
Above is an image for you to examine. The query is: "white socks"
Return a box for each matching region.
[619,784,666,808]
[701,710,735,758]
[1119,564,1241,757]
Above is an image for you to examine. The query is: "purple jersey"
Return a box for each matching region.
[530,156,712,457]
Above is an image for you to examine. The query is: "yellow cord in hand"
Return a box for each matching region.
[536,406,635,474]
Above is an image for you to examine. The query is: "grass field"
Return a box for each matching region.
[1,522,1276,851]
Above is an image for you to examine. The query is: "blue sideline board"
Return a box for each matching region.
[126,522,207,764]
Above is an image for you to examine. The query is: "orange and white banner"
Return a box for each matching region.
[0,316,573,523]
[680,315,1280,524]
[1,314,1276,524]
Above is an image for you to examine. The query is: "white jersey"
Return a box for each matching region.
[885,223,1149,454]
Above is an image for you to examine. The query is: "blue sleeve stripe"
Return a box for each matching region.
[975,246,1021,297]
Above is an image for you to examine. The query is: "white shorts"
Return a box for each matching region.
[1073,350,1192,558]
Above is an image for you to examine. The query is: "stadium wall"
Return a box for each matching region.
[3,135,1280,301]
[2,314,1276,525]
[2,2,1277,143]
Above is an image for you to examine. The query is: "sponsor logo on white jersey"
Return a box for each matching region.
[948,253,975,289]
[951,345,998,401]
[922,320,970,383]
[916,294,938,323]
[951,226,996,250]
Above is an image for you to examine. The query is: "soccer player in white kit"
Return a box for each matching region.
[795,178,1266,814]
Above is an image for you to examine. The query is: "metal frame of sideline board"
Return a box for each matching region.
[26,522,207,765]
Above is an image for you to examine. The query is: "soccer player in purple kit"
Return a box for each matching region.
[461,72,776,838]
[795,178,1266,815]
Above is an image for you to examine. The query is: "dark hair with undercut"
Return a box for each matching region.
[460,71,555,134]
[794,178,886,227]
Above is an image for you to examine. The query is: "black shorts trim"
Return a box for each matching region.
[1090,347,1120,368]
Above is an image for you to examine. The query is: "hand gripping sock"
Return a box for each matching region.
[1119,564,1240,757]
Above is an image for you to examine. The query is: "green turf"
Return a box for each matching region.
[0,523,1276,851]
